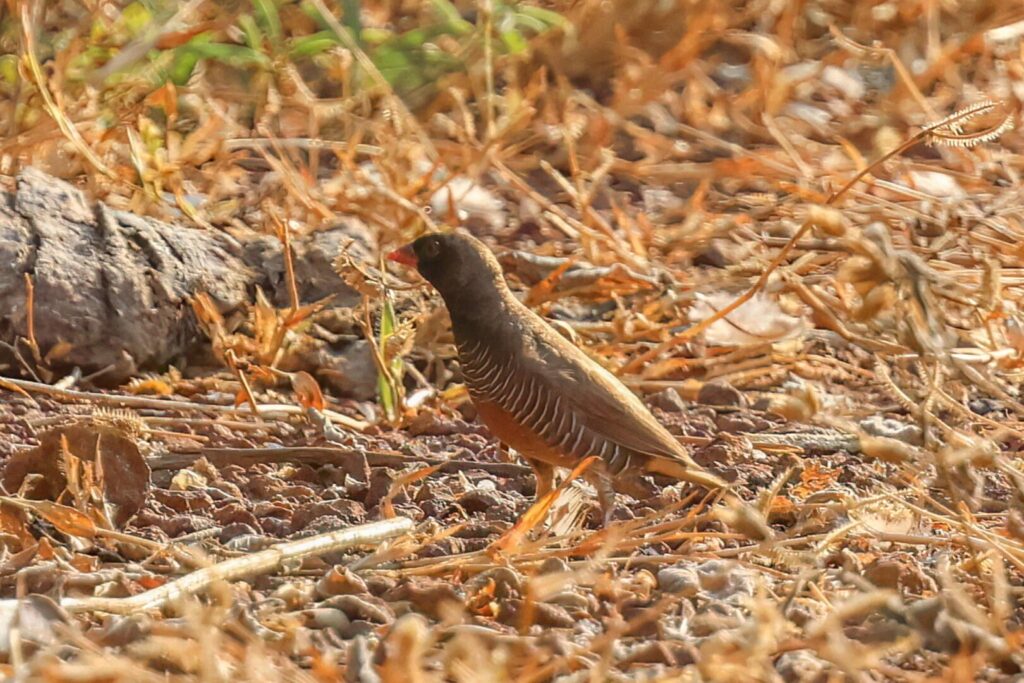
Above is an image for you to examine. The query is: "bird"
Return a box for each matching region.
[388,231,727,521]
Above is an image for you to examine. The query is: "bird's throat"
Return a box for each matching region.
[447,289,520,349]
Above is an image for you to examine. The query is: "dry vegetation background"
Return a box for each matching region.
[1,0,1024,680]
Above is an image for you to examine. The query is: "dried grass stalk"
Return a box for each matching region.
[61,517,415,615]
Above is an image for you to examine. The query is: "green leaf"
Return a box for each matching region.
[120,2,153,36]
[360,27,393,45]
[237,14,265,51]
[66,45,115,82]
[252,0,283,47]
[516,5,574,33]
[430,0,473,34]
[288,32,342,59]
[341,0,363,36]
[0,55,18,85]
[165,33,272,84]
[180,42,273,70]
[499,29,529,55]
[302,0,362,46]
[373,40,462,94]
[299,0,324,25]
[168,42,204,85]
[376,294,403,422]
[386,25,451,50]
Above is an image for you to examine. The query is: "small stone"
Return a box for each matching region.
[689,604,743,637]
[641,187,686,218]
[315,566,369,599]
[314,340,379,401]
[821,65,865,100]
[775,650,828,682]
[863,553,937,596]
[696,560,757,604]
[697,381,747,408]
[546,591,591,611]
[859,416,922,445]
[457,488,506,513]
[217,523,258,543]
[321,594,394,625]
[968,398,1000,416]
[648,388,688,413]
[465,566,523,599]
[337,620,378,639]
[657,566,700,597]
[538,557,570,575]
[365,468,399,508]
[302,607,350,631]
[715,412,773,433]
[382,579,464,620]
[418,537,465,558]
[501,599,574,628]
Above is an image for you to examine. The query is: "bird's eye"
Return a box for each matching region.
[420,238,441,259]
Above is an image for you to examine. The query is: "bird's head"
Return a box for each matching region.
[388,231,508,311]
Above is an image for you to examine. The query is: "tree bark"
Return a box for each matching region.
[0,168,372,381]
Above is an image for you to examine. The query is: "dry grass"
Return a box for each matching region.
[2,0,1024,680]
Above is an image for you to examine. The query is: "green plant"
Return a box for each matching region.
[376,291,405,424]
[136,0,570,101]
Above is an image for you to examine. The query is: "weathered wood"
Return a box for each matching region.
[0,168,372,380]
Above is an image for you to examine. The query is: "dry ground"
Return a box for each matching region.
[1,1,1024,680]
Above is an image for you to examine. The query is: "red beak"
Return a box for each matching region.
[387,243,418,267]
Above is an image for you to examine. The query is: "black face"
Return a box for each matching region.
[410,233,447,282]
[406,232,507,311]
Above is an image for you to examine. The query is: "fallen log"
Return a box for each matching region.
[0,168,373,383]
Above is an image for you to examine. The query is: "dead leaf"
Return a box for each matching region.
[792,463,839,499]
[191,292,226,342]
[0,544,38,576]
[0,497,97,539]
[1,420,150,528]
[170,469,209,491]
[526,259,574,306]
[0,595,69,658]
[291,371,325,411]
[0,378,33,401]
[0,505,34,550]
[692,292,808,346]
[382,464,443,519]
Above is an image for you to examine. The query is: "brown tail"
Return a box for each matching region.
[644,457,728,490]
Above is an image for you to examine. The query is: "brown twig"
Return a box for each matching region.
[148,446,534,477]
[61,517,414,614]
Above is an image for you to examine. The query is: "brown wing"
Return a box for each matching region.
[529,332,696,462]
[515,306,722,483]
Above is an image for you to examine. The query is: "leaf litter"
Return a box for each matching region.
[0,0,1023,681]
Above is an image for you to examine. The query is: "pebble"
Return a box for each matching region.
[859,415,922,445]
[775,650,829,681]
[657,566,700,597]
[697,381,747,408]
[649,388,688,413]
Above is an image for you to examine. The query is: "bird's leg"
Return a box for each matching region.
[583,461,618,526]
[529,459,555,502]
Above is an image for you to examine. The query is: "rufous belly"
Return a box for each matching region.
[472,398,581,469]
